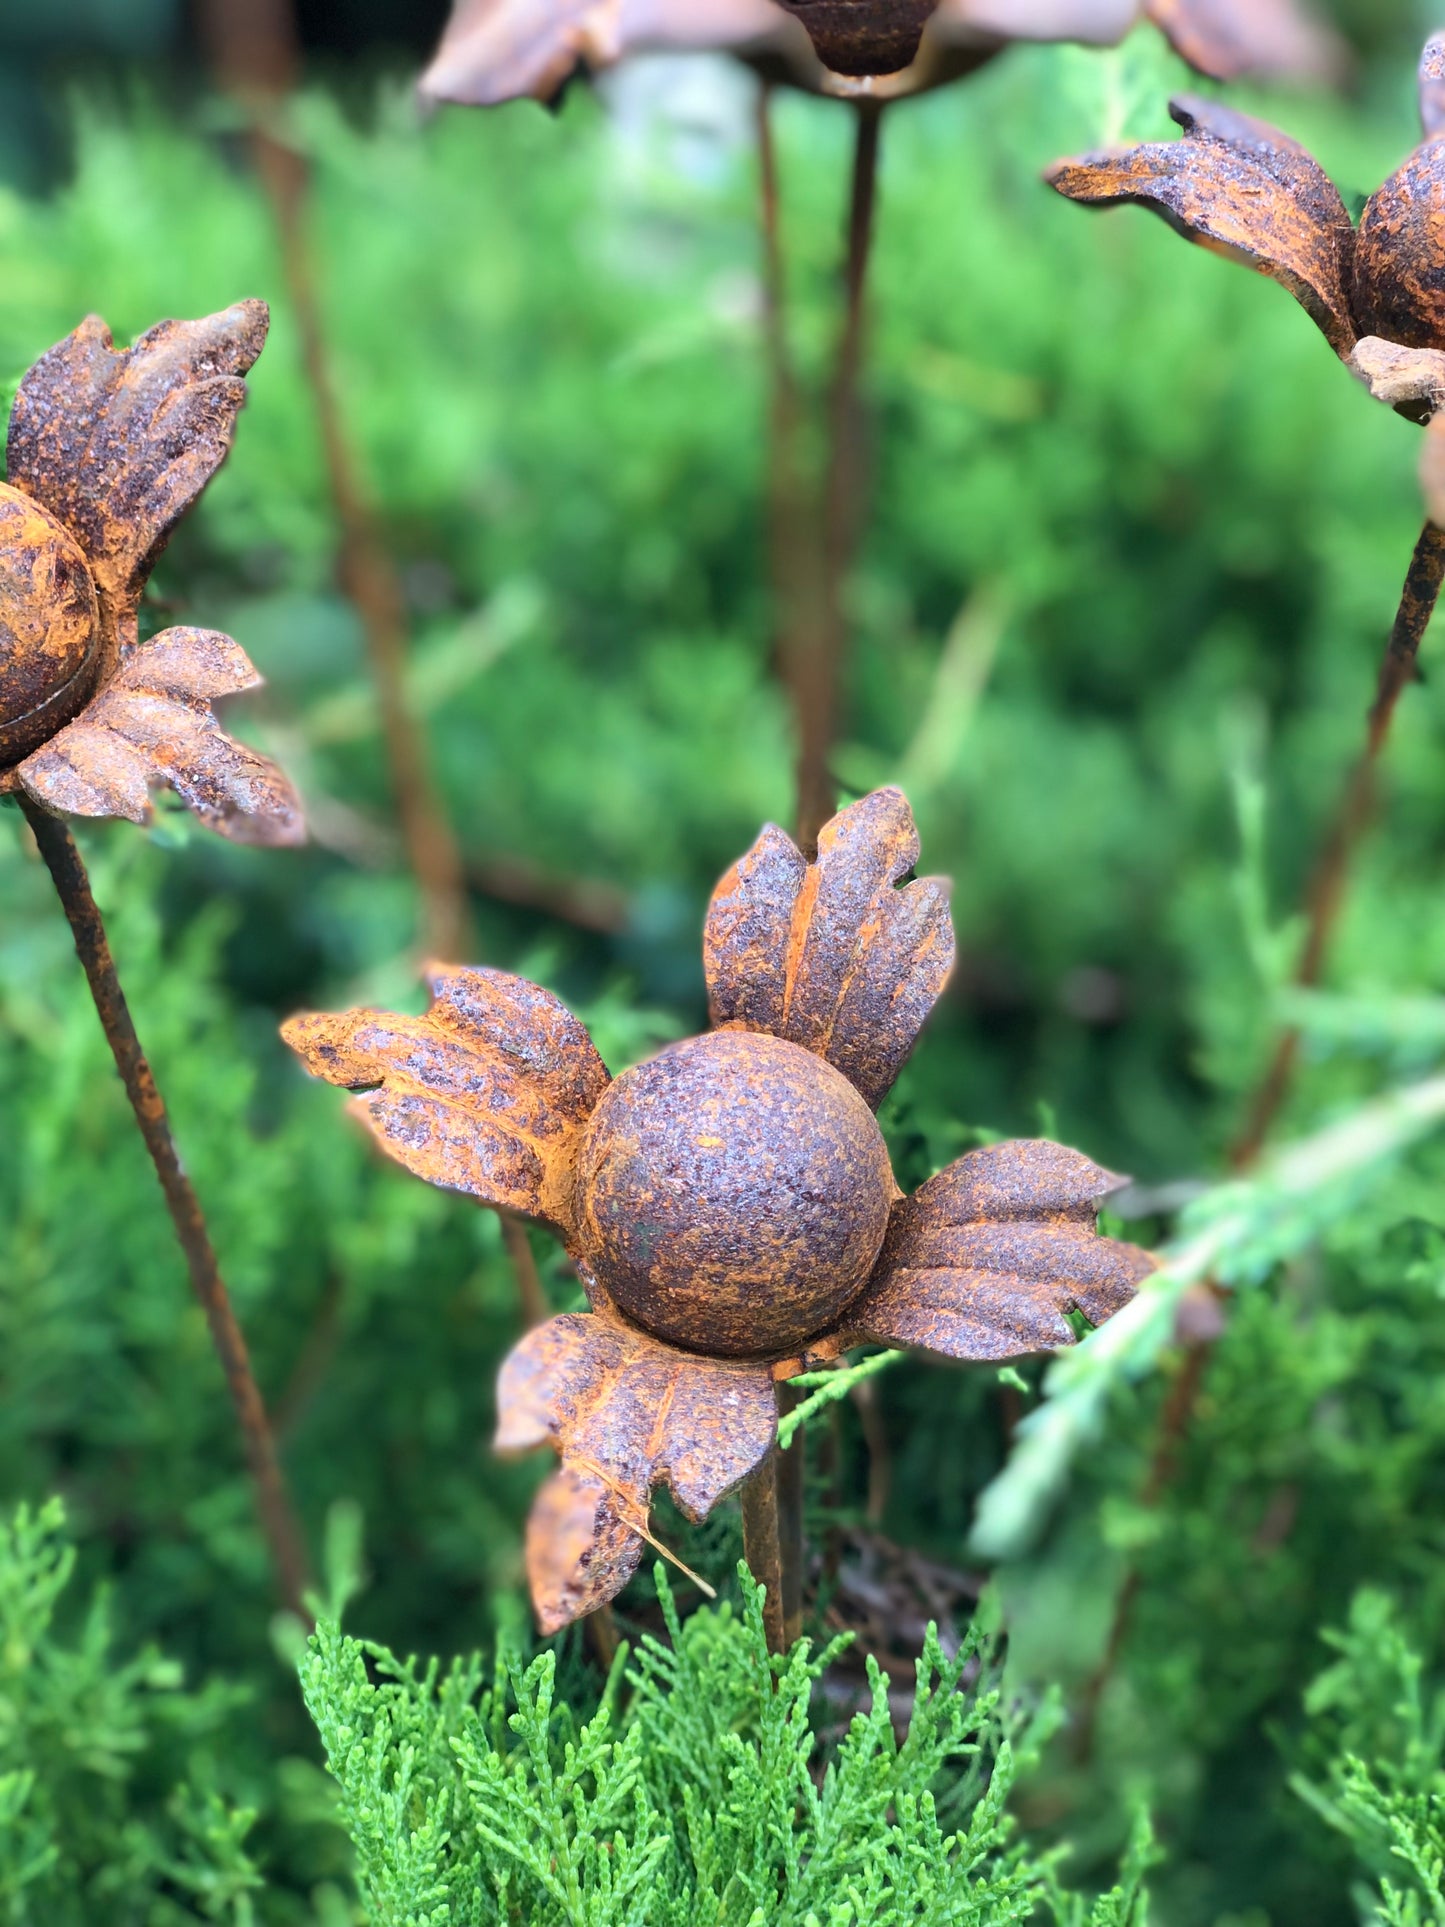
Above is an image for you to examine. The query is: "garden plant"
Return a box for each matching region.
[6,0,1445,1922]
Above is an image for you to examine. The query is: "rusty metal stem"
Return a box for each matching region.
[741,1455,788,1655]
[499,1211,548,1328]
[756,83,813,750]
[795,100,884,856]
[1233,519,1445,1165]
[19,797,311,1619]
[1076,522,1445,1760]
[201,0,469,963]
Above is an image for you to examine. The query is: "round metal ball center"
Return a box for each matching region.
[574,1029,894,1358]
[0,483,101,767]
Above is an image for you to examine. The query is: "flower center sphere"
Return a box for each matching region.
[777,0,937,75]
[0,483,101,767]
[574,1030,895,1358]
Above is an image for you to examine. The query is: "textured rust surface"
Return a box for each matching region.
[1145,0,1343,83]
[420,0,820,106]
[774,0,934,74]
[0,484,101,765]
[849,1139,1156,1360]
[1353,138,1445,355]
[12,627,303,845]
[282,963,610,1235]
[8,302,269,656]
[705,787,954,1110]
[496,1311,776,1630]
[574,1030,893,1357]
[0,304,304,844]
[1048,97,1359,357]
[290,788,1151,1632]
[1051,40,1445,384]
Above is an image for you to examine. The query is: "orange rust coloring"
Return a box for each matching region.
[287,788,1154,1635]
[1048,40,1445,399]
[0,303,302,846]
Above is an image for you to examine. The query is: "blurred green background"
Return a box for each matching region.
[7,0,1445,1920]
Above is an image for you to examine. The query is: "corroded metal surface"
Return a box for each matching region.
[0,484,101,764]
[0,303,305,846]
[1353,137,1445,355]
[704,787,955,1110]
[13,627,303,846]
[773,0,935,75]
[8,302,270,656]
[574,1029,894,1357]
[496,1311,777,1631]
[289,789,1152,1632]
[849,1139,1156,1360]
[282,963,610,1235]
[1051,39,1445,376]
[1047,97,1359,357]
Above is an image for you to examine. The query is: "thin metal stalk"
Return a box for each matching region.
[1233,519,1445,1164]
[19,798,311,1619]
[794,100,884,855]
[1076,522,1445,1758]
[741,1388,792,1654]
[201,0,470,962]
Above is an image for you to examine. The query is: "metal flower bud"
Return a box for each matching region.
[0,485,102,766]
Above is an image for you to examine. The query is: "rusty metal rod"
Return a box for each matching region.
[756,82,818,764]
[201,0,470,964]
[741,1417,789,1655]
[1075,522,1445,1759]
[18,797,311,1619]
[794,99,885,856]
[1233,518,1445,1164]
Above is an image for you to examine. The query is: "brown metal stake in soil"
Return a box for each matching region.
[201,0,470,963]
[19,797,311,1620]
[1076,522,1445,1761]
[794,100,884,856]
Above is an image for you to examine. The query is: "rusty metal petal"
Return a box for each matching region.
[12,627,303,846]
[704,787,954,1111]
[1352,44,1445,357]
[497,1311,777,1631]
[1145,0,1346,83]
[848,1138,1155,1361]
[420,0,820,107]
[282,965,608,1235]
[7,304,269,650]
[1047,97,1358,359]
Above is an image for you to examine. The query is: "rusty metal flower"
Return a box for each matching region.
[284,787,1152,1631]
[0,304,303,846]
[420,0,1341,110]
[1048,36,1445,423]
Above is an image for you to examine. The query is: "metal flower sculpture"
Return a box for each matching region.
[1,302,309,1616]
[285,787,1153,1632]
[0,301,301,845]
[1048,37,1445,1168]
[1048,37,1445,409]
[420,0,1341,107]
